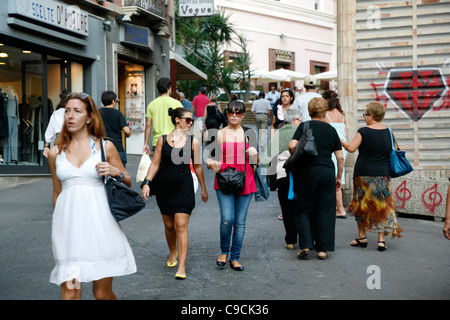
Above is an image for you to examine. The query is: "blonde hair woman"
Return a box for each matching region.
[341,101,403,251]
[288,98,344,260]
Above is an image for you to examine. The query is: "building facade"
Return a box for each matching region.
[216,0,337,91]
[0,0,202,182]
[338,0,450,219]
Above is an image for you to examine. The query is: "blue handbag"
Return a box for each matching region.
[287,172,297,200]
[387,127,413,178]
[254,166,270,202]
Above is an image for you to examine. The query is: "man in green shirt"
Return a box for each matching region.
[144,77,182,154]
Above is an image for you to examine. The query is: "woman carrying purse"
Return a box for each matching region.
[206,100,258,271]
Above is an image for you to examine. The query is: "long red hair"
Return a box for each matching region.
[55,92,105,154]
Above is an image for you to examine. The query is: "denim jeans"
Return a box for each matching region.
[216,190,253,262]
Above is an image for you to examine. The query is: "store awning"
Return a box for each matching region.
[170,51,207,81]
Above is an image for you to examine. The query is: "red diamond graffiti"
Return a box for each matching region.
[384,68,448,121]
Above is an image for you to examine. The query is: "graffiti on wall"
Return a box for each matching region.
[370,63,450,121]
[395,180,443,214]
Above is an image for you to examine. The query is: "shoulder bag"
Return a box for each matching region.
[216,133,247,194]
[387,127,413,178]
[101,139,146,221]
[283,121,318,173]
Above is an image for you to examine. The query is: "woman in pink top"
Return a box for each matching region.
[206,101,258,271]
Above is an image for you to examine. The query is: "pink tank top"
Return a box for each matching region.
[214,142,256,195]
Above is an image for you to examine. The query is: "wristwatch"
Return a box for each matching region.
[140,179,150,189]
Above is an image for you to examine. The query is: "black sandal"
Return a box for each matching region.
[351,237,368,248]
[377,241,387,251]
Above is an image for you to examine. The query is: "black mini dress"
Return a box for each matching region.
[155,135,195,215]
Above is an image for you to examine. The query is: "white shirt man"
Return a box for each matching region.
[292,75,321,122]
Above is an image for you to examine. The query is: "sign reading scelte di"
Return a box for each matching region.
[8,0,89,36]
[178,0,214,17]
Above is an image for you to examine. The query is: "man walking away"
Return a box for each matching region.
[99,91,131,167]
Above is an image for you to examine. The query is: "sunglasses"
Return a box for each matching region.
[180,117,194,124]
[66,92,94,113]
[362,113,372,117]
[227,110,244,117]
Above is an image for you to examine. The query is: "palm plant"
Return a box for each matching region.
[175,9,251,100]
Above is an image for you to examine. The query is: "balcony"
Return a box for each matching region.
[123,0,166,21]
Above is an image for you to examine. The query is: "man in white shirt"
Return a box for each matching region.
[292,75,321,122]
[265,86,280,111]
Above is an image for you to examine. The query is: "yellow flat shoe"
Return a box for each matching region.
[175,273,186,280]
[167,252,178,267]
[167,260,178,267]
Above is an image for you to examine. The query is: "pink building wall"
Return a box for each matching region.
[216,0,337,91]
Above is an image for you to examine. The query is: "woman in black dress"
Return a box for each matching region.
[288,98,344,260]
[204,95,222,131]
[142,108,208,279]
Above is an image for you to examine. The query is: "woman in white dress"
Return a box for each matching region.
[48,92,136,300]
[323,90,348,218]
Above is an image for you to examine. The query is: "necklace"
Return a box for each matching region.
[171,132,186,148]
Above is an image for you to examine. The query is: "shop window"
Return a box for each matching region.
[0,43,84,171]
[0,44,43,166]
[118,60,145,155]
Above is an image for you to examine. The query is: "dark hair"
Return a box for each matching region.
[322,90,343,114]
[199,87,206,95]
[101,90,117,106]
[281,88,294,104]
[55,89,70,110]
[226,100,245,114]
[258,91,265,98]
[168,107,193,125]
[157,77,172,94]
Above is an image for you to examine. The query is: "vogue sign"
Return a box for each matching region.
[178,0,214,17]
[8,0,89,36]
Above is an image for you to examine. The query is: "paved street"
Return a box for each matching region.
[1,153,449,304]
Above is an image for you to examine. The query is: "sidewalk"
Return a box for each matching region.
[0,154,449,301]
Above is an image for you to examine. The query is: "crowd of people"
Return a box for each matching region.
[46,75,448,300]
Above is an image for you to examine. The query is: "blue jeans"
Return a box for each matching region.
[216,190,253,262]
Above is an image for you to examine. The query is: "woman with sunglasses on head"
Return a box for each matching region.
[48,93,136,299]
[206,100,258,271]
[142,108,208,280]
[341,101,403,251]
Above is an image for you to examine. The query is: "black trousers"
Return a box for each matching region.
[294,165,336,252]
[277,177,298,245]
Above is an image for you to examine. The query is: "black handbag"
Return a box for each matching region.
[100,139,146,222]
[283,121,318,173]
[216,137,247,194]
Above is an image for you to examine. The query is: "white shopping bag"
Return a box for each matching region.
[136,153,151,182]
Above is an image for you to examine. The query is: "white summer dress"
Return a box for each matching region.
[50,137,136,285]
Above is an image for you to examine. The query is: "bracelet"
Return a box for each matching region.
[140,179,150,189]
[117,172,125,182]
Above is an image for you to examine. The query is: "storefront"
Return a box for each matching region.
[0,0,107,175]
[114,22,156,155]
[1,0,204,179]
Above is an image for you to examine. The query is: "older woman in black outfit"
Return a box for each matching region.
[289,98,344,260]
[341,101,402,251]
